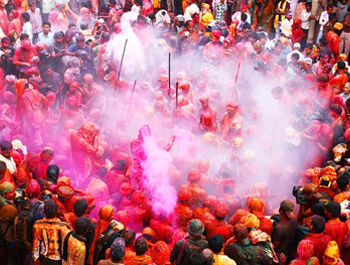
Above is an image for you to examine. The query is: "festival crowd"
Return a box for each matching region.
[1,0,350,264]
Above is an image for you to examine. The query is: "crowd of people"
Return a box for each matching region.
[1,0,350,264]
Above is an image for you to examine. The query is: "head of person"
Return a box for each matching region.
[301,58,313,71]
[297,240,314,261]
[208,234,225,254]
[323,241,340,265]
[111,238,126,262]
[21,12,30,23]
[0,161,6,177]
[0,181,16,200]
[26,179,41,199]
[188,168,201,183]
[76,35,85,48]
[336,173,350,191]
[68,23,76,30]
[291,53,300,64]
[304,43,313,55]
[329,104,342,119]
[0,140,13,159]
[188,219,205,238]
[46,164,60,183]
[44,199,58,218]
[54,31,64,43]
[233,223,249,242]
[42,21,51,33]
[135,237,148,255]
[189,253,210,265]
[202,249,214,265]
[279,199,294,219]
[29,1,36,12]
[1,36,10,48]
[305,2,312,11]
[303,183,322,201]
[309,215,326,233]
[122,229,136,247]
[40,148,54,165]
[75,216,91,236]
[317,74,329,89]
[327,5,332,13]
[241,12,248,22]
[325,201,341,219]
[73,198,88,217]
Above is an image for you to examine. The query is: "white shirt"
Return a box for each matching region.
[42,0,54,13]
[28,8,42,34]
[22,22,33,42]
[319,10,328,31]
[232,11,251,26]
[38,31,54,46]
[0,154,17,174]
[300,9,311,30]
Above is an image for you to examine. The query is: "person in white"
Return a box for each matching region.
[317,5,332,44]
[38,21,54,46]
[0,141,17,175]
[21,12,33,42]
[287,0,298,18]
[231,4,251,25]
[28,2,42,42]
[286,42,305,62]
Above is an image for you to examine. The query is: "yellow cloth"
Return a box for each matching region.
[62,234,87,265]
[213,254,237,265]
[274,0,287,28]
[200,12,214,28]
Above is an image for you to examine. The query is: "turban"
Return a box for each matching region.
[241,213,260,229]
[119,182,133,196]
[334,22,343,31]
[203,195,217,208]
[150,241,171,265]
[187,219,204,236]
[297,240,314,260]
[324,241,339,264]
[232,137,244,147]
[81,122,96,133]
[142,227,156,239]
[215,202,229,218]
[26,153,40,167]
[201,3,210,9]
[0,181,14,194]
[57,176,72,187]
[131,191,145,205]
[227,102,239,110]
[179,81,190,90]
[58,186,74,200]
[158,74,169,82]
[216,226,231,241]
[99,205,115,222]
[178,187,191,202]
[26,179,41,197]
[247,197,264,218]
[188,169,201,182]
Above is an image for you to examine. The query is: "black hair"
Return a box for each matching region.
[241,13,248,21]
[43,21,51,27]
[291,53,300,60]
[109,0,117,5]
[319,38,327,46]
[310,215,326,233]
[329,104,342,115]
[75,216,91,235]
[44,199,58,218]
[73,199,88,217]
[46,164,60,183]
[305,2,312,6]
[305,43,313,50]
[336,173,350,191]
[101,32,110,41]
[208,234,224,254]
[116,159,126,171]
[80,22,89,30]
[338,61,346,70]
[135,237,148,255]
[21,12,30,22]
[272,86,283,94]
[20,33,30,40]
[0,161,6,172]
[148,13,156,20]
[189,253,210,265]
[68,23,76,28]
[325,201,341,218]
[122,229,136,247]
[0,141,13,151]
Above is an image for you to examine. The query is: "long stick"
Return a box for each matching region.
[168,52,171,108]
[127,80,137,114]
[175,82,179,109]
[57,81,62,108]
[116,39,128,91]
[232,62,241,100]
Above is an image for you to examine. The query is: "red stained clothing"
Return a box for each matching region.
[303,233,331,262]
[205,219,233,240]
[13,46,39,65]
[0,169,15,186]
[174,202,194,231]
[324,219,348,253]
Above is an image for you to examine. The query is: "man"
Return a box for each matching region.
[133,237,153,264]
[28,2,42,43]
[300,2,315,50]
[0,181,21,265]
[225,224,270,265]
[97,238,126,265]
[181,169,207,209]
[339,8,350,57]
[317,5,332,44]
[337,0,349,22]
[70,122,99,188]
[62,217,92,265]
[271,200,297,263]
[323,201,348,253]
[21,12,33,42]
[0,0,9,37]
[274,0,290,38]
[218,102,243,141]
[13,40,39,73]
[174,187,194,231]
[214,0,228,21]
[303,215,332,262]
[32,199,71,265]
[0,141,17,176]
[209,234,236,265]
[170,219,209,265]
[200,3,214,29]
[37,21,54,46]
[0,161,14,185]
[205,202,233,240]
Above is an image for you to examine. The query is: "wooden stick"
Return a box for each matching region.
[175,82,179,109]
[232,62,241,100]
[116,39,128,91]
[127,80,137,114]
[168,52,171,108]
